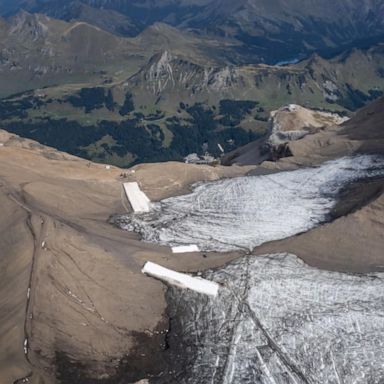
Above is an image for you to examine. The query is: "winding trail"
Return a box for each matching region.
[1,173,142,383]
[5,186,47,382]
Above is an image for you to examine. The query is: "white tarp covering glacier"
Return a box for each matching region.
[172,245,200,253]
[162,253,384,384]
[116,155,384,252]
[123,182,151,213]
[142,261,219,297]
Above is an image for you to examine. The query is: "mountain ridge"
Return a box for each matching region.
[1,43,383,167]
[3,0,384,64]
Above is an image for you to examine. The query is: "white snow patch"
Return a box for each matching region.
[142,262,219,297]
[123,182,151,213]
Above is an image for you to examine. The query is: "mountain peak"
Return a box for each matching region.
[9,10,50,40]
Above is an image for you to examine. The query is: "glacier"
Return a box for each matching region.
[160,253,384,384]
[115,155,384,252]
[113,155,384,383]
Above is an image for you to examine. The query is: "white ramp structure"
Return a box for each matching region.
[172,245,200,254]
[123,182,151,213]
[142,262,219,297]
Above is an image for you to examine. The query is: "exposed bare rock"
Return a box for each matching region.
[269,104,349,145]
[128,50,242,96]
[226,97,384,167]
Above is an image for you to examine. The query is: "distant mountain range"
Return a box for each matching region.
[0,1,384,167]
[2,0,384,63]
[0,12,229,97]
[1,42,383,166]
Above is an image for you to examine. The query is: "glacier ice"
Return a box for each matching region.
[115,155,384,252]
[161,253,384,384]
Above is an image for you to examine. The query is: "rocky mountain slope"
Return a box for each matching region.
[0,11,141,96]
[0,12,222,97]
[227,97,384,165]
[1,43,383,166]
[0,5,383,168]
[127,46,384,111]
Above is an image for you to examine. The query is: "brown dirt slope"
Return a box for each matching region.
[0,130,253,384]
